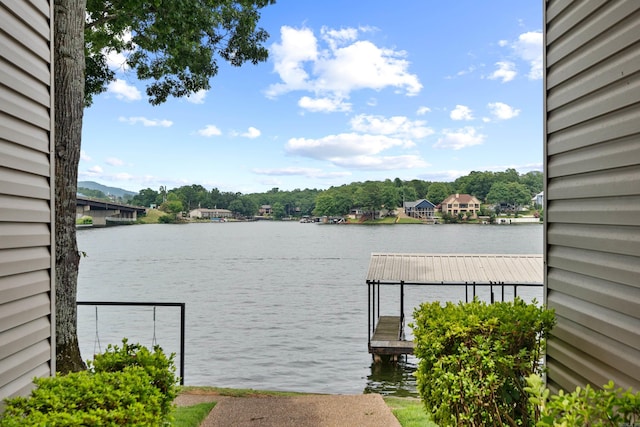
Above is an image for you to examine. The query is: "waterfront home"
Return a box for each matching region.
[403,199,436,220]
[440,193,481,218]
[189,208,233,219]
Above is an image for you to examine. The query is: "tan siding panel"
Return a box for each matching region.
[548,268,640,317]
[548,246,640,290]
[0,341,51,392]
[0,223,51,249]
[548,134,640,178]
[551,320,640,383]
[0,138,50,176]
[0,58,50,106]
[0,112,49,153]
[0,270,50,305]
[547,196,640,226]
[0,247,50,278]
[547,165,640,199]
[0,363,48,407]
[547,337,637,390]
[0,32,48,87]
[548,291,640,352]
[0,85,50,130]
[548,71,640,133]
[547,103,640,156]
[0,1,49,40]
[546,0,607,46]
[546,0,573,25]
[0,167,51,199]
[546,359,588,394]
[0,194,51,223]
[547,223,640,257]
[0,293,50,335]
[0,317,50,360]
[547,4,640,87]
[547,47,640,111]
[0,5,49,67]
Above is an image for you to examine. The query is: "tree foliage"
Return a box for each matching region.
[84,0,275,105]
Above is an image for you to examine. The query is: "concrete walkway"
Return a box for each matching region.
[175,391,401,427]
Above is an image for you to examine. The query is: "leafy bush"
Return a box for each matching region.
[76,215,93,225]
[0,340,178,426]
[0,367,163,426]
[525,374,640,426]
[90,338,178,417]
[412,298,555,426]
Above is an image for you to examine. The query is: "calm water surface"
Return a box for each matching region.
[76,221,542,395]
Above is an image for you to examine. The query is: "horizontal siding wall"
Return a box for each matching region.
[545,0,640,392]
[0,0,54,405]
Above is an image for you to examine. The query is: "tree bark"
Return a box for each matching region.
[54,0,87,373]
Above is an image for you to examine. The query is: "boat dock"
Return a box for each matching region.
[366,253,543,362]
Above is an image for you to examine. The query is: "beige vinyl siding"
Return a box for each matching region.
[0,0,55,404]
[544,0,640,392]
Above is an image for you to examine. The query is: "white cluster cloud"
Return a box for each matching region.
[197,125,222,137]
[80,150,92,162]
[434,127,486,150]
[105,157,124,166]
[489,61,517,83]
[186,89,207,104]
[416,106,431,115]
[107,79,141,101]
[284,113,432,171]
[490,31,542,83]
[119,116,173,127]
[298,96,351,113]
[267,25,422,112]
[487,102,520,120]
[350,114,433,139]
[253,167,351,179]
[241,127,261,139]
[450,105,474,121]
[513,31,543,80]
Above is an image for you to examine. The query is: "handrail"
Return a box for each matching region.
[77,301,185,385]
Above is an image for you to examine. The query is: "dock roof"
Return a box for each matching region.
[366,253,543,285]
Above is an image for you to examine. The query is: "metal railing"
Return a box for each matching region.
[77,301,185,385]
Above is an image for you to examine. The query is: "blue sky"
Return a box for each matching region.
[80,0,543,194]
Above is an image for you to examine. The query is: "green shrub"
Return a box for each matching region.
[0,367,163,426]
[412,298,555,426]
[76,216,93,225]
[0,340,178,426]
[525,374,640,426]
[90,338,178,417]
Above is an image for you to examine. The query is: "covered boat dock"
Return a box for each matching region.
[366,253,543,362]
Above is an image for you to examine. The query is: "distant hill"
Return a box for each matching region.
[78,181,137,198]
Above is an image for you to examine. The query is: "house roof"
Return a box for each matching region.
[442,193,480,204]
[403,199,435,209]
[366,253,542,285]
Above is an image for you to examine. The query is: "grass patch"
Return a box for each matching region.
[395,217,424,224]
[137,209,166,224]
[384,397,436,427]
[179,386,305,398]
[172,401,216,427]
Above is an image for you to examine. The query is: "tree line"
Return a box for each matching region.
[109,168,542,219]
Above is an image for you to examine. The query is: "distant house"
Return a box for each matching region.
[403,199,436,220]
[259,205,272,216]
[189,208,232,219]
[532,191,544,207]
[440,193,481,218]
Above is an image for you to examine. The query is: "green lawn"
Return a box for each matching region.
[172,402,216,427]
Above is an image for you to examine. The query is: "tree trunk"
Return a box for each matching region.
[54,0,87,373]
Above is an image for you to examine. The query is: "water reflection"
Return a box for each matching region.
[364,356,418,397]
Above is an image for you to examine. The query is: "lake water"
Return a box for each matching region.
[76,221,543,396]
